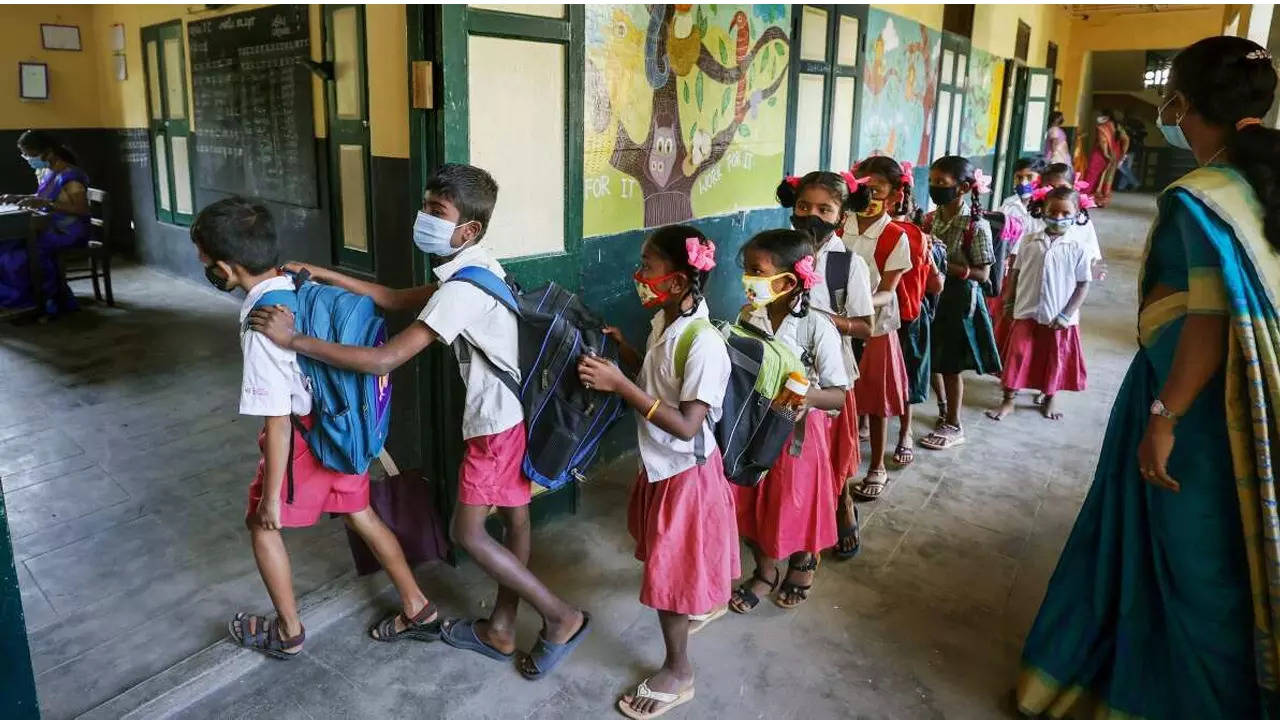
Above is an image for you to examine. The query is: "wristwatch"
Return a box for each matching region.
[1150,399,1179,423]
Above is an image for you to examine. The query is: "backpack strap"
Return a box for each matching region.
[672,317,717,467]
[445,265,522,402]
[243,288,298,334]
[823,249,851,312]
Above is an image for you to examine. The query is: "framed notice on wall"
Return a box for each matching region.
[40,24,82,51]
[19,62,49,100]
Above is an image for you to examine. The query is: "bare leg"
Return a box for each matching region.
[245,522,302,651]
[449,503,581,654]
[621,610,695,715]
[931,373,945,415]
[1041,394,1063,420]
[729,545,778,613]
[986,389,1017,421]
[344,508,432,633]
[867,415,887,472]
[485,505,531,652]
[897,404,913,449]
[943,373,964,428]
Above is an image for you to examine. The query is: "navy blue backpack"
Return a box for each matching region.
[252,270,393,482]
[447,266,624,491]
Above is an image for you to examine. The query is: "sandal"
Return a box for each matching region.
[851,469,889,501]
[892,442,915,466]
[517,611,593,680]
[688,606,727,636]
[439,617,514,661]
[775,554,819,609]
[370,601,440,643]
[227,612,304,660]
[920,424,966,450]
[834,504,861,560]
[728,567,781,615]
[617,678,696,719]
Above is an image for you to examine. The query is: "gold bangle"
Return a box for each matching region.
[644,398,662,420]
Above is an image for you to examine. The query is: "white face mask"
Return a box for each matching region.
[1096,116,1109,124]
[412,211,472,257]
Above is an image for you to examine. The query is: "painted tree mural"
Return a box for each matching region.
[585,5,791,234]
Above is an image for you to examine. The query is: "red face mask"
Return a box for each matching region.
[633,269,680,308]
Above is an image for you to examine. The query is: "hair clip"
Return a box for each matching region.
[1073,179,1091,192]
[1246,49,1273,61]
[685,237,717,271]
[793,254,821,290]
[1236,117,1264,131]
[783,175,802,188]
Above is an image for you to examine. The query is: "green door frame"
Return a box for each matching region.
[323,4,376,273]
[997,64,1054,199]
[1,490,39,719]
[141,21,194,226]
[785,5,869,174]
[930,31,970,163]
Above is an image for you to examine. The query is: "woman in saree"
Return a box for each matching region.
[1017,36,1280,719]
[1042,111,1071,166]
[1082,111,1118,207]
[0,130,92,315]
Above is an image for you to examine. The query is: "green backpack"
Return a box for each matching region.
[674,318,806,486]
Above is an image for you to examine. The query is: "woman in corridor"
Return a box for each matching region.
[1082,111,1119,207]
[1041,111,1071,166]
[1017,36,1280,718]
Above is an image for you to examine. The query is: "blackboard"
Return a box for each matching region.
[188,5,318,207]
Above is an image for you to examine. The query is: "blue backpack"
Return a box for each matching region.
[251,271,393,483]
[447,266,624,491]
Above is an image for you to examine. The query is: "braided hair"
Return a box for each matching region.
[1169,36,1280,248]
[1030,186,1090,227]
[742,228,816,318]
[777,171,866,214]
[646,224,713,318]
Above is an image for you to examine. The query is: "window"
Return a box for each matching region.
[324,5,374,271]
[1143,50,1173,89]
[436,6,581,260]
[1014,21,1031,63]
[787,5,866,173]
[931,35,969,161]
[141,22,194,225]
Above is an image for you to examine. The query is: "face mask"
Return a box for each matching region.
[412,211,472,257]
[856,197,886,218]
[1096,116,1109,125]
[1044,217,1074,236]
[204,264,233,292]
[1015,182,1034,198]
[633,269,679,308]
[24,155,47,171]
[742,272,794,309]
[790,214,839,241]
[1157,96,1192,151]
[929,185,959,207]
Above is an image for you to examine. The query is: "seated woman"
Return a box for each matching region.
[0,130,92,315]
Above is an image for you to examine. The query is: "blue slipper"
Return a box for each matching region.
[439,617,513,661]
[518,611,592,680]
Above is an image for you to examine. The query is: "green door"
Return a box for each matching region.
[324,5,374,272]
[998,65,1053,198]
[142,22,194,225]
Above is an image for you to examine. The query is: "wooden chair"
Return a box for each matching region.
[58,187,113,306]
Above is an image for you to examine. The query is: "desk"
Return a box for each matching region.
[0,205,46,321]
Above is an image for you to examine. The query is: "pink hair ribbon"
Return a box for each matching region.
[1001,216,1024,243]
[686,237,717,271]
[783,175,802,188]
[793,254,821,290]
[972,169,992,195]
[899,161,915,186]
[1079,193,1098,210]
[1030,185,1053,202]
[1074,179,1092,192]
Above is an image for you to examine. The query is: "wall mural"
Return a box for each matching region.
[960,47,1003,158]
[584,5,791,237]
[857,10,940,167]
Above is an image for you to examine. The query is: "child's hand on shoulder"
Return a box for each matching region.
[255,497,282,530]
[577,354,624,393]
[248,305,297,349]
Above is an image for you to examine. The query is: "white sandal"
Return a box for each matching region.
[617,679,696,720]
[688,606,726,636]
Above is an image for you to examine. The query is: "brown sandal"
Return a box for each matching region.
[370,601,440,642]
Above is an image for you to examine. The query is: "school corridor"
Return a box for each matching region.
[0,193,1155,719]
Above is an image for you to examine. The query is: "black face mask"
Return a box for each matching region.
[204,264,233,292]
[791,214,840,241]
[928,185,960,207]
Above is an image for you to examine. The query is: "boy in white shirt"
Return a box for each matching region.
[249,165,589,678]
[193,198,434,659]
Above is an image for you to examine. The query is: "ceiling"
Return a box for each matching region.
[1064,4,1218,20]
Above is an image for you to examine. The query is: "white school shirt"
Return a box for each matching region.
[1012,232,1091,326]
[842,213,912,337]
[1072,220,1103,265]
[809,233,874,383]
[417,244,523,440]
[635,300,731,483]
[239,276,313,417]
[740,307,849,390]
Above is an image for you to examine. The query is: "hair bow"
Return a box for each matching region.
[1073,179,1091,192]
[783,175,802,188]
[971,169,992,195]
[1079,193,1097,210]
[793,254,821,290]
[686,237,717,271]
[839,169,870,194]
[899,161,915,186]
[1030,185,1053,202]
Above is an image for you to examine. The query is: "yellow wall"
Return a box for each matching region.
[0,5,104,130]
[971,4,1074,68]
[0,4,409,157]
[873,4,943,31]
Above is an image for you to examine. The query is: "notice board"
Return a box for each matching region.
[188,5,318,207]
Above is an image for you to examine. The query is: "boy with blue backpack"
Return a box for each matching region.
[249,164,591,678]
[192,198,436,659]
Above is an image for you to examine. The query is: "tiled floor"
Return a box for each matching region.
[6,193,1158,719]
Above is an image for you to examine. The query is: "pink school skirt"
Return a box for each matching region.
[457,422,532,508]
[628,449,740,616]
[988,296,1012,353]
[1000,319,1087,395]
[854,332,909,418]
[829,389,860,485]
[732,411,837,558]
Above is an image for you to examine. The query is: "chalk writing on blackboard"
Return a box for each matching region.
[187,5,317,208]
